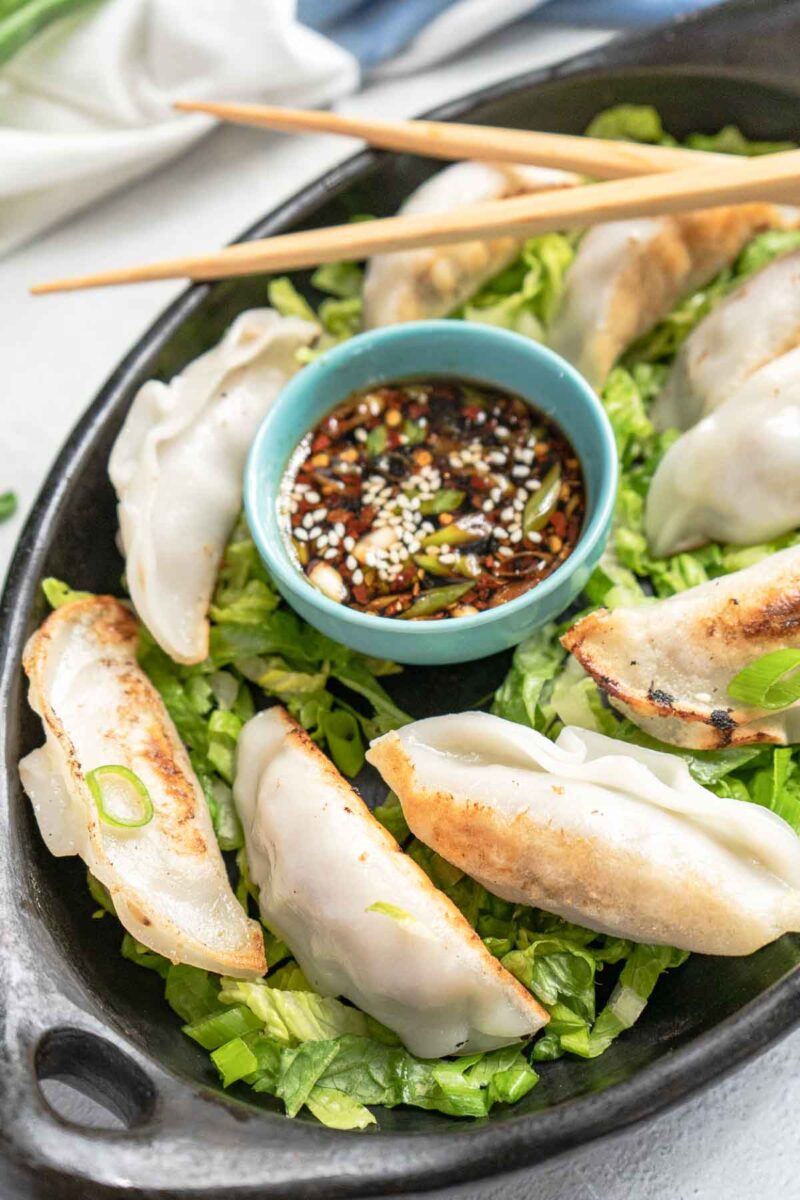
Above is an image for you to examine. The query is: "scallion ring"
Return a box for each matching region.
[727,649,800,711]
[86,765,154,828]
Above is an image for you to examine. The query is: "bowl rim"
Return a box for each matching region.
[244,320,617,640]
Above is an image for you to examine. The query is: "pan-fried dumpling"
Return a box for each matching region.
[562,545,800,749]
[653,248,800,431]
[645,345,800,556]
[19,596,265,977]
[109,308,318,665]
[367,712,800,956]
[233,706,546,1058]
[548,204,798,389]
[362,161,578,328]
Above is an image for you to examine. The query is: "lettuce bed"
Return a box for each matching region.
[75,106,800,1129]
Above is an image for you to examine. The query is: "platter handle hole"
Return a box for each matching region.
[34,1027,156,1131]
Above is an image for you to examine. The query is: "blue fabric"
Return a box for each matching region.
[298,0,722,66]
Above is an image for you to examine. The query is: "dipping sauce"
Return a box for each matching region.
[279,377,585,620]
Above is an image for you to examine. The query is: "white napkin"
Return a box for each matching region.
[0,0,358,257]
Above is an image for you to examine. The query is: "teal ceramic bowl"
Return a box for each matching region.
[245,321,617,665]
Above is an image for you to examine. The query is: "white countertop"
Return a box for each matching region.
[2,15,798,1197]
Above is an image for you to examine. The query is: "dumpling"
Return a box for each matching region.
[562,545,800,749]
[362,161,579,327]
[233,706,546,1058]
[653,248,800,431]
[109,308,318,665]
[548,204,798,389]
[19,596,265,977]
[367,712,800,956]
[645,345,800,556]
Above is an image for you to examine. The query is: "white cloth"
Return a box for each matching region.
[0,0,358,256]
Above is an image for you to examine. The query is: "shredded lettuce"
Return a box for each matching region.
[458,233,575,338]
[68,102,800,1131]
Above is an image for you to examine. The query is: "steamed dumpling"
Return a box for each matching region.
[562,545,800,749]
[646,345,800,556]
[362,161,579,327]
[233,706,546,1058]
[109,308,318,665]
[19,596,265,977]
[367,712,800,956]
[653,248,800,431]
[549,204,798,389]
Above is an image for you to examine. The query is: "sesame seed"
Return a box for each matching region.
[511,465,529,479]
[323,548,338,560]
[317,534,329,548]
[334,522,346,537]
[527,531,543,543]
[343,536,355,552]
[302,514,314,529]
[482,500,495,512]
[355,428,367,442]
[306,490,321,503]
[494,527,509,540]
[500,507,515,522]
[294,528,308,542]
[498,546,515,558]
[510,529,523,543]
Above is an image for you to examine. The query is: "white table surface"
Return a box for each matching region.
[2,15,799,1198]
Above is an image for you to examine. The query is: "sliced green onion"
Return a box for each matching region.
[413,553,456,579]
[423,515,490,549]
[419,488,465,516]
[402,419,427,446]
[86,765,154,829]
[399,581,474,619]
[728,649,800,710]
[365,425,388,457]
[523,464,562,535]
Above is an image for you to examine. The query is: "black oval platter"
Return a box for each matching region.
[3,1,800,1196]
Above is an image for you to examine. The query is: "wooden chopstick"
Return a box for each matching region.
[173,99,721,179]
[32,149,800,295]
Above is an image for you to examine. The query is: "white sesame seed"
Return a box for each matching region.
[306,490,321,503]
[500,507,515,522]
[294,528,309,542]
[355,428,368,442]
[302,514,314,529]
[323,548,338,560]
[527,531,543,543]
[328,533,340,546]
[313,507,327,521]
[343,536,355,552]
[488,451,506,466]
[490,487,503,502]
[495,426,509,439]
[482,500,495,512]
[528,479,542,491]
[494,527,509,540]
[510,529,523,543]
[511,465,530,479]
[316,534,329,548]
[334,522,346,537]
[498,546,515,559]
[439,553,456,564]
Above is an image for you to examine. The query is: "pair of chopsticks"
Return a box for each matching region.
[32,102,800,295]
